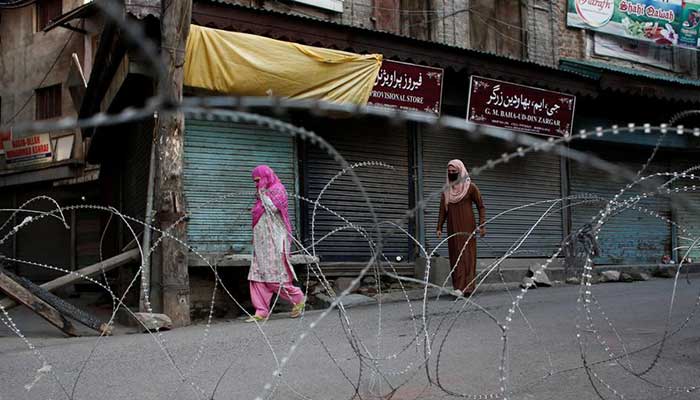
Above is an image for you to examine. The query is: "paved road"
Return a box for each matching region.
[1,277,699,400]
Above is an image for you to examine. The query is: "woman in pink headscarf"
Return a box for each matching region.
[437,159,486,296]
[246,165,305,322]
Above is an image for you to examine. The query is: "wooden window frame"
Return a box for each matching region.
[35,84,62,120]
[36,0,63,32]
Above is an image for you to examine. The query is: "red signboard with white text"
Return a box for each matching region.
[467,76,576,137]
[3,134,53,166]
[368,60,444,115]
[0,130,11,155]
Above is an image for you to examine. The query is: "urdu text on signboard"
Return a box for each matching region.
[568,0,700,49]
[467,76,576,138]
[367,60,444,115]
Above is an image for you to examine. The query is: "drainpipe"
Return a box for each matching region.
[139,114,159,312]
[548,0,557,65]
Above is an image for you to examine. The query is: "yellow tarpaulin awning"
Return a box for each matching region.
[184,25,383,104]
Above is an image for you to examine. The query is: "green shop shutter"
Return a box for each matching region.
[422,129,564,258]
[184,118,297,255]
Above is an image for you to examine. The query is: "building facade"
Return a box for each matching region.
[0,0,103,283]
[24,0,700,319]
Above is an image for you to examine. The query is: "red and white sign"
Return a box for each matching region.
[368,60,444,115]
[3,134,53,166]
[0,130,11,155]
[575,0,615,27]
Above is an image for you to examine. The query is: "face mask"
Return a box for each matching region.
[448,172,459,182]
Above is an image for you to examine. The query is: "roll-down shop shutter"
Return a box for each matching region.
[671,157,700,261]
[422,129,564,258]
[76,208,101,268]
[184,118,297,256]
[569,149,672,265]
[304,122,410,262]
[121,121,153,244]
[15,188,72,281]
[0,190,14,259]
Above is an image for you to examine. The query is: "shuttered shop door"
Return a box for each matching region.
[304,123,409,261]
[0,191,13,258]
[76,209,101,268]
[671,158,700,261]
[570,150,672,265]
[122,122,152,239]
[184,119,297,255]
[423,129,563,258]
[15,189,72,281]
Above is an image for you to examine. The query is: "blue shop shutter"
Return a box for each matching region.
[569,151,672,265]
[184,118,297,255]
[671,159,700,261]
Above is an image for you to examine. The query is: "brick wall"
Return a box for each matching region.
[229,0,697,78]
[558,0,585,61]
[556,0,698,77]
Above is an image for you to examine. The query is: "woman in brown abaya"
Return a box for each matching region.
[437,159,486,296]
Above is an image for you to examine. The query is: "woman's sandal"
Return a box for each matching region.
[245,314,265,323]
[290,302,305,318]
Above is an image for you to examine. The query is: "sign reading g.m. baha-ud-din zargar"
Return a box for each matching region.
[467,76,576,137]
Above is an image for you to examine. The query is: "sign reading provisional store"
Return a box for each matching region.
[3,134,53,166]
[567,0,700,50]
[467,76,576,137]
[368,60,443,115]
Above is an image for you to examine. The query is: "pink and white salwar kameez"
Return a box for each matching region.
[248,165,304,319]
[249,281,304,318]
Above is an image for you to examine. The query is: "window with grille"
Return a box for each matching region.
[35,84,62,120]
[36,0,63,31]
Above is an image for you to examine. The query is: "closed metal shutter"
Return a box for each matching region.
[304,121,410,261]
[569,149,672,265]
[184,119,297,255]
[0,191,13,258]
[671,158,700,261]
[15,188,72,281]
[422,129,564,258]
[121,122,153,244]
[76,209,101,268]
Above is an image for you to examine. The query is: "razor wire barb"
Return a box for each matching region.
[1,1,700,399]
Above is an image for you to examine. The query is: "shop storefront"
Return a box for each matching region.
[567,85,700,265]
[421,129,565,259]
[183,118,298,256]
[180,25,381,262]
[0,130,100,282]
[300,117,411,262]
[568,145,673,264]
[672,157,700,261]
[79,1,700,280]
[420,76,576,260]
